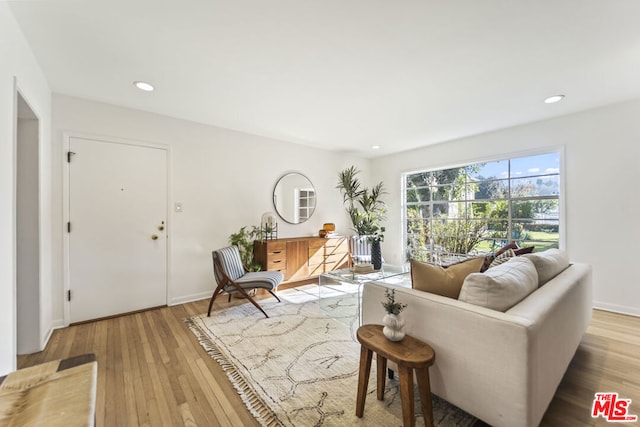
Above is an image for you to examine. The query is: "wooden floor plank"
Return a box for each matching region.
[16,296,640,427]
[125,315,152,427]
[136,313,175,426]
[119,316,140,427]
[94,319,108,427]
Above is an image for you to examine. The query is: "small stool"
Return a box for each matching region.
[356,324,435,427]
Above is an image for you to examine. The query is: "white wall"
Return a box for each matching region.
[0,4,52,375]
[372,99,640,316]
[51,94,367,320]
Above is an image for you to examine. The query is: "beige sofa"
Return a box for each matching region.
[361,259,592,427]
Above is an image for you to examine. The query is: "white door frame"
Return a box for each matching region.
[62,132,171,326]
[13,80,44,357]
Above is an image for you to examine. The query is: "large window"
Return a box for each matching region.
[404,152,560,262]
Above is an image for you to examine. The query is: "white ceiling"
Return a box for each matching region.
[8,0,640,157]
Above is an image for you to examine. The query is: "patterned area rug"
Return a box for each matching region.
[186,283,477,427]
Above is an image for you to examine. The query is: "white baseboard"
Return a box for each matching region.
[38,294,210,350]
[41,319,65,351]
[169,291,211,306]
[593,301,640,317]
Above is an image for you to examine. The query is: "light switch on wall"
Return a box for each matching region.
[175,202,184,213]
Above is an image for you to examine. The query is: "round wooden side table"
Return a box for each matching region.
[356,324,436,427]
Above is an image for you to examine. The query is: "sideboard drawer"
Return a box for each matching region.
[324,236,348,250]
[325,252,348,265]
[267,258,286,271]
[266,240,287,254]
[308,251,326,266]
[267,249,286,262]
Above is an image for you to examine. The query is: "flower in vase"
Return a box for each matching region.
[381,288,407,315]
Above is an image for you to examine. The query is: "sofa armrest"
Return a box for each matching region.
[505,262,593,426]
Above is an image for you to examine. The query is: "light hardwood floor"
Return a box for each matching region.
[18,297,640,427]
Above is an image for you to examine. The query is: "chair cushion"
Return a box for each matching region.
[228,271,284,292]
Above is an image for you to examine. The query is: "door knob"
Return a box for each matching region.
[151,234,159,240]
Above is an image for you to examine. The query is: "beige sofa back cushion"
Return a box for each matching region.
[411,257,485,299]
[459,256,538,311]
[522,249,570,286]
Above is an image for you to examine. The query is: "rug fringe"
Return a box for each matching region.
[184,317,283,427]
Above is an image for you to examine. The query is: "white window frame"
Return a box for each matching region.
[401,147,566,261]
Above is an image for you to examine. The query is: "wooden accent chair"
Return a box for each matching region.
[208,245,283,318]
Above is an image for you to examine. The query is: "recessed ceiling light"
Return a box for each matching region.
[134,81,154,92]
[371,145,380,150]
[544,95,564,104]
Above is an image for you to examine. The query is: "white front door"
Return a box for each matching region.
[68,136,167,323]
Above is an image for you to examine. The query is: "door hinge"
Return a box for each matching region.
[67,222,71,233]
[67,151,76,163]
[67,290,71,301]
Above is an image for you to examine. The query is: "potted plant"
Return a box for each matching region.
[381,288,407,341]
[336,166,386,269]
[228,226,263,272]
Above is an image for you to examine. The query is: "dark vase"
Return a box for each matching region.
[371,240,382,270]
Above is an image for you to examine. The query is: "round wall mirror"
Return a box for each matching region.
[273,172,316,224]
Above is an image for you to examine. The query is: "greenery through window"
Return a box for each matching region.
[405,152,560,262]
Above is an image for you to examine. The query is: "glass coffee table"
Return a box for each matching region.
[319,264,411,324]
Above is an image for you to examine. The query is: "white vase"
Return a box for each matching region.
[382,313,405,341]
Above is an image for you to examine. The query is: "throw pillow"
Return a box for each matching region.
[411,257,485,299]
[514,246,535,255]
[522,248,570,286]
[481,254,494,272]
[495,241,518,257]
[459,257,539,311]
[489,248,516,268]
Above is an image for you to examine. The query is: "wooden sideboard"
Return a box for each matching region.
[254,236,349,284]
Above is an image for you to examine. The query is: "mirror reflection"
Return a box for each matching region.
[273,173,316,224]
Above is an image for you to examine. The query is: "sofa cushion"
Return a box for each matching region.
[411,257,485,299]
[459,256,539,311]
[522,248,570,286]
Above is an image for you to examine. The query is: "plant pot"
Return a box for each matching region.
[382,313,405,341]
[371,240,382,270]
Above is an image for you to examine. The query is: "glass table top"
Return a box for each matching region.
[321,264,410,284]
[319,264,411,326]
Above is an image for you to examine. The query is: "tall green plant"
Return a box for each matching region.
[228,226,262,271]
[336,166,386,242]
